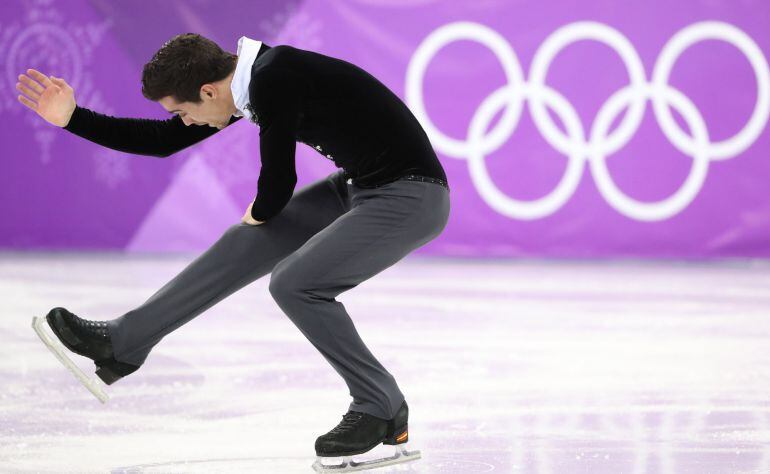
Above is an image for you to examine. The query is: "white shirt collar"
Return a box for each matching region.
[231,36,263,120]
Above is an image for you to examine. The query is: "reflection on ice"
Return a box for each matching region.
[2,254,770,473]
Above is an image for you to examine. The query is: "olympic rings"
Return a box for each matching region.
[406,21,770,221]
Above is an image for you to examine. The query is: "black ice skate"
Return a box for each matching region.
[312,400,421,472]
[31,307,139,403]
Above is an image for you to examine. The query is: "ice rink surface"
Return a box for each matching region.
[2,253,769,473]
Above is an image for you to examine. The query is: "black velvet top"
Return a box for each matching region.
[63,43,447,221]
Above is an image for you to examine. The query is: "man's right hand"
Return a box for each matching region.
[16,68,77,128]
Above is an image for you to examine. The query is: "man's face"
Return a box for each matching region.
[159,85,230,129]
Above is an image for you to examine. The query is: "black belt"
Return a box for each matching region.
[397,174,449,189]
[348,174,449,190]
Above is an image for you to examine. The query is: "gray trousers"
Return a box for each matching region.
[106,169,450,420]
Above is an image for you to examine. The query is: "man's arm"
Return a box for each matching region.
[248,65,308,222]
[63,105,242,158]
[16,68,240,158]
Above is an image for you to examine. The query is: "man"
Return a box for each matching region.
[17,32,449,471]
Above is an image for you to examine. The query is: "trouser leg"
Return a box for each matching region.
[107,170,352,366]
[268,179,451,419]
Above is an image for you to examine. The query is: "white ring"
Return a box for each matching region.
[467,84,585,219]
[590,84,711,221]
[405,22,526,159]
[652,21,770,161]
[529,22,647,158]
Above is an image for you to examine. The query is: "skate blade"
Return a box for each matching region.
[31,316,109,404]
[311,443,421,472]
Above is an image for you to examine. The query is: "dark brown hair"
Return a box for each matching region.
[141,33,237,104]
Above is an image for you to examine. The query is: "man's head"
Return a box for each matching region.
[142,33,238,129]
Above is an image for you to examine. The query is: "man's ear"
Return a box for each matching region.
[201,83,216,99]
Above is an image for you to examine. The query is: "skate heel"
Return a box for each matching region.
[383,400,410,445]
[95,358,139,385]
[383,424,408,445]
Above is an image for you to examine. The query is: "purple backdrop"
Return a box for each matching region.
[2,0,769,258]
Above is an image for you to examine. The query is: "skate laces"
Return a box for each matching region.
[73,313,110,340]
[329,411,365,434]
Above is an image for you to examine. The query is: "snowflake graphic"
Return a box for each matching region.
[92,148,131,189]
[1,0,112,165]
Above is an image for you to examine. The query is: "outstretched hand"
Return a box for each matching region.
[242,201,266,225]
[16,68,77,128]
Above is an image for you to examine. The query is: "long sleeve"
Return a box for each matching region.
[248,65,308,221]
[62,105,243,157]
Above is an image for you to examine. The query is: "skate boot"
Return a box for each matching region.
[44,307,139,385]
[312,400,421,472]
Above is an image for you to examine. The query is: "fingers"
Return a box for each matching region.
[17,94,37,111]
[49,75,67,86]
[25,68,53,88]
[16,80,41,101]
[18,73,44,95]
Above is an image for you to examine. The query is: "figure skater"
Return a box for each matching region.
[18,33,449,472]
